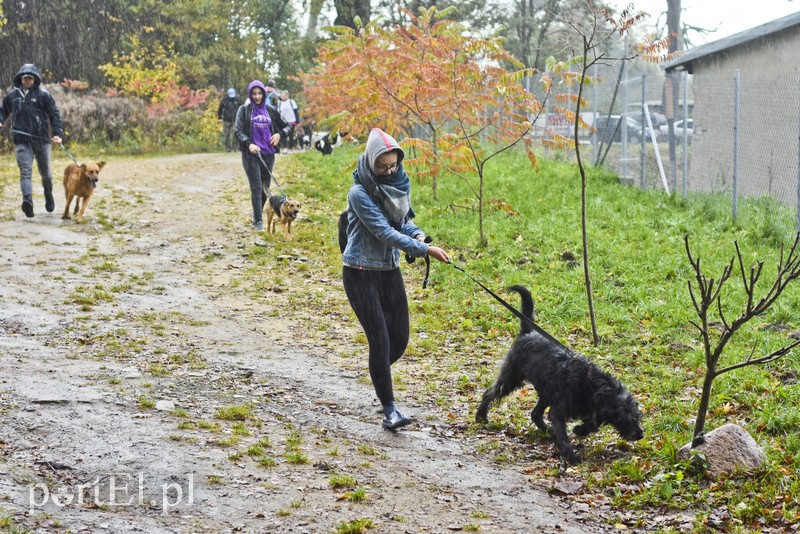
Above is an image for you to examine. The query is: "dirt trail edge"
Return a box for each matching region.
[0,153,609,533]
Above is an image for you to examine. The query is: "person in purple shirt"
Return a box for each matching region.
[233,80,292,231]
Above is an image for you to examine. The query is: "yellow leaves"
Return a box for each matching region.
[98,36,182,103]
[712,402,741,416]
[489,198,520,217]
[542,134,576,150]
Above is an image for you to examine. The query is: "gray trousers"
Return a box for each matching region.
[16,142,53,197]
[222,121,235,151]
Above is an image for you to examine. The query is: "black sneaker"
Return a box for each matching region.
[21,196,34,218]
[44,189,55,212]
[382,403,413,430]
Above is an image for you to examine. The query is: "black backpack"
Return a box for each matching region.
[338,211,348,253]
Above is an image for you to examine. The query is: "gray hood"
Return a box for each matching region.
[364,128,405,174]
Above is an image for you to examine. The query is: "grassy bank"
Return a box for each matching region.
[274,145,800,532]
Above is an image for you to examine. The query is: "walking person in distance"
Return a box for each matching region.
[0,63,64,218]
[233,80,292,231]
[218,87,241,152]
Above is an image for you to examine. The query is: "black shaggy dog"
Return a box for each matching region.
[475,285,644,464]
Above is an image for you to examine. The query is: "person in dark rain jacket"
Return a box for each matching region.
[218,87,242,152]
[0,63,64,217]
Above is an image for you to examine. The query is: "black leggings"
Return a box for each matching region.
[241,151,274,224]
[342,266,409,406]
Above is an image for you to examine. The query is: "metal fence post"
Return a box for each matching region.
[641,74,647,189]
[682,71,689,199]
[621,36,629,182]
[796,76,800,233]
[733,69,740,223]
[592,64,598,164]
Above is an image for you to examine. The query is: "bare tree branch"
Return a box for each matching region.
[686,233,800,441]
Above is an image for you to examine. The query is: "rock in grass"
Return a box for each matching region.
[679,423,766,478]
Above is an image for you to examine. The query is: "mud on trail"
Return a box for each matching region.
[0,153,611,533]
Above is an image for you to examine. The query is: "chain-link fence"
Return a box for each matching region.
[531,66,800,237]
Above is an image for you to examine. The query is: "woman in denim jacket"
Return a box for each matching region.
[342,128,450,430]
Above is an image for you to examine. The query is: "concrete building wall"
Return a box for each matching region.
[687,28,800,205]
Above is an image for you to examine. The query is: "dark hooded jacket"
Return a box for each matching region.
[233,80,292,154]
[0,64,63,145]
[217,92,241,123]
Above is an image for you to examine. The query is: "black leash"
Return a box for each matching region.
[450,262,567,349]
[256,152,288,197]
[11,129,79,164]
[407,236,433,288]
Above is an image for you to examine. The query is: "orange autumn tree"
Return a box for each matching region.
[301,6,549,245]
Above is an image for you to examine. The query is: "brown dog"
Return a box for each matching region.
[265,195,301,240]
[62,161,105,222]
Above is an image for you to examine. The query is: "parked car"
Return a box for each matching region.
[658,118,694,139]
[594,115,642,143]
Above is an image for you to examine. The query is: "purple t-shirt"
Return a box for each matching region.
[251,105,276,155]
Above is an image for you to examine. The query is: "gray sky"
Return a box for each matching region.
[613,0,799,43]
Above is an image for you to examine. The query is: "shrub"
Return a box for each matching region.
[0,84,223,155]
[58,86,146,146]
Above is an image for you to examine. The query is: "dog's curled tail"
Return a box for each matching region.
[507,284,534,335]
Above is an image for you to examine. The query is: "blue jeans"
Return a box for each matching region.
[16,142,53,197]
[241,151,274,225]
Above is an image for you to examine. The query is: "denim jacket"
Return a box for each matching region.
[342,184,430,270]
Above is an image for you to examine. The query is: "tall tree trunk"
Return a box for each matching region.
[306,0,324,38]
[665,0,682,193]
[333,0,371,29]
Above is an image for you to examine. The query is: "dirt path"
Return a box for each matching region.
[0,153,610,533]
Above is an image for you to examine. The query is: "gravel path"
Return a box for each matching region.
[0,153,610,533]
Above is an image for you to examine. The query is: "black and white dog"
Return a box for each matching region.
[295,124,311,151]
[313,131,344,156]
[475,285,644,464]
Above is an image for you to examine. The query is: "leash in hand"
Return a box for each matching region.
[255,152,288,197]
[11,129,78,164]
[450,262,567,350]
[406,235,433,289]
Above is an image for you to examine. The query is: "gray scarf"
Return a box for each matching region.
[355,154,413,229]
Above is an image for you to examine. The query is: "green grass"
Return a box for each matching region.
[329,474,357,489]
[214,404,253,421]
[335,517,375,534]
[274,146,800,530]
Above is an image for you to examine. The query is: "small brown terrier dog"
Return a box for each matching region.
[62,161,105,222]
[265,195,301,240]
